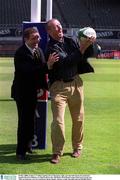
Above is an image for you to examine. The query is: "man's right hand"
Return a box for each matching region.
[47,52,59,69]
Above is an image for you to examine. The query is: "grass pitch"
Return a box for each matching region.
[0,58,120,174]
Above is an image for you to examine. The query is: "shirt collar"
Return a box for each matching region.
[49,36,64,44]
[25,43,35,54]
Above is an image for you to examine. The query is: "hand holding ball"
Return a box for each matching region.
[77,27,97,54]
[78,27,97,41]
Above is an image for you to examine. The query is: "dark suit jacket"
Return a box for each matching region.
[45,36,99,85]
[11,44,48,101]
[77,44,97,74]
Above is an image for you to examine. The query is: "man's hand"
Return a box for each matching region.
[79,36,96,54]
[47,52,59,69]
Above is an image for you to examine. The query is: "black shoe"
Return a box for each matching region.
[16,154,26,160]
[27,148,33,154]
[27,141,33,154]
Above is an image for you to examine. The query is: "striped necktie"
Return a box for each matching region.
[33,49,39,60]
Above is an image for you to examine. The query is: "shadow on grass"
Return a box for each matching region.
[0,144,51,164]
[0,144,71,164]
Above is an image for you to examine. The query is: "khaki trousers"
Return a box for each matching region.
[50,75,84,155]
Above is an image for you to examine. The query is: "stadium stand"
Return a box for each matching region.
[0,0,119,29]
[84,0,120,29]
[0,0,120,56]
[0,0,30,28]
[55,0,92,28]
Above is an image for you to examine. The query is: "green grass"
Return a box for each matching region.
[0,58,120,174]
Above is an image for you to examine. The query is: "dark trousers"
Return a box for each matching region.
[16,99,37,155]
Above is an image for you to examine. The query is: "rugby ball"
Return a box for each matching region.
[78,27,97,40]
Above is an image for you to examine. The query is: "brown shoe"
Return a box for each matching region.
[51,154,60,164]
[71,150,81,158]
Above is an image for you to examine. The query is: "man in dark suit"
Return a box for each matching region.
[11,27,58,160]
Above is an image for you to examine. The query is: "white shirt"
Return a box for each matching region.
[25,43,35,55]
